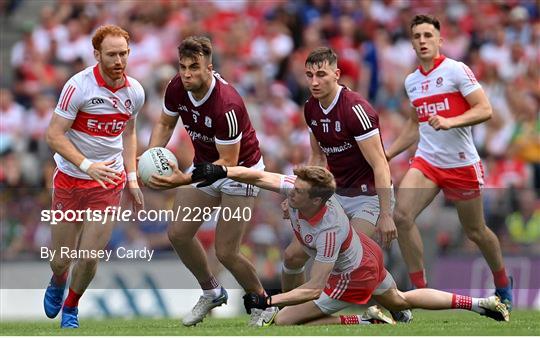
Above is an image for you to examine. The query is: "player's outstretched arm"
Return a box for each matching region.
[357,134,397,248]
[268,260,334,307]
[148,112,179,148]
[46,114,121,189]
[192,163,282,193]
[385,107,420,160]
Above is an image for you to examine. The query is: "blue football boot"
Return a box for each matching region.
[43,278,66,318]
[495,276,513,312]
[61,306,79,328]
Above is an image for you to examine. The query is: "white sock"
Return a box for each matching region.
[471,297,485,314]
[203,286,222,298]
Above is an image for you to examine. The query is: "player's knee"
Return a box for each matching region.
[464,225,486,243]
[283,248,305,270]
[393,208,414,230]
[77,257,99,271]
[382,295,410,311]
[50,257,71,274]
[463,222,490,243]
[214,246,238,266]
[167,225,190,244]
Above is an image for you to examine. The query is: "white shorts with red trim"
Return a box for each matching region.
[410,156,484,201]
[187,157,264,197]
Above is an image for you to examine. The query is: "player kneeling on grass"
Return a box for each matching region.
[193,163,510,326]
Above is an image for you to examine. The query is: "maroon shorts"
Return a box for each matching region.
[52,169,125,212]
[410,156,484,201]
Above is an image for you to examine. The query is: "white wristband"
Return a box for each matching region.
[127,172,138,182]
[79,158,93,173]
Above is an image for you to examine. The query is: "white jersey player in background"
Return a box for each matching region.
[44,25,145,328]
[385,15,513,309]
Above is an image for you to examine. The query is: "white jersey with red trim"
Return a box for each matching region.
[279,175,362,274]
[53,65,145,179]
[405,56,482,168]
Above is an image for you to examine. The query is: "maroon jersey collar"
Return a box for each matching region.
[299,205,328,226]
[93,64,130,93]
[319,85,343,115]
[418,55,446,76]
[188,75,216,107]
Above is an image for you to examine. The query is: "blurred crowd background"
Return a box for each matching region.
[1,0,539,289]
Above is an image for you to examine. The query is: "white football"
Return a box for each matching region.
[137,147,178,186]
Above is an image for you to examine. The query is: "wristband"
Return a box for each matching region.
[79,158,93,173]
[267,295,272,306]
[127,172,138,182]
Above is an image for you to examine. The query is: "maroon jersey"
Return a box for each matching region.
[163,72,261,166]
[305,87,380,196]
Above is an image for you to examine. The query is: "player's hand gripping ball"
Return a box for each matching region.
[137,147,178,186]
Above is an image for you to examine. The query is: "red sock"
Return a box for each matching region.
[492,268,509,288]
[409,270,427,288]
[52,271,67,287]
[451,294,472,310]
[63,288,82,308]
[340,315,360,325]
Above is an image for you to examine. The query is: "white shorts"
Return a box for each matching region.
[187,157,265,198]
[335,186,395,225]
[313,270,396,315]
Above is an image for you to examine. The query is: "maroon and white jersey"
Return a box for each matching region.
[405,55,482,168]
[163,72,261,167]
[280,175,362,274]
[54,65,145,179]
[305,86,380,196]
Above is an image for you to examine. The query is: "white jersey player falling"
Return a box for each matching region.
[279,175,362,274]
[405,55,481,168]
[54,65,145,178]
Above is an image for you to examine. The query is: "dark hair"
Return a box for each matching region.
[293,166,336,203]
[410,14,440,32]
[305,47,338,68]
[177,36,212,62]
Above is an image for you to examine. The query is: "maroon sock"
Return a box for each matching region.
[492,268,509,288]
[52,271,68,287]
[451,294,472,310]
[63,288,82,308]
[409,270,427,288]
[199,276,219,290]
[340,315,360,325]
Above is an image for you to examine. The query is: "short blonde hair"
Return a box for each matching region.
[92,25,130,51]
[293,166,336,203]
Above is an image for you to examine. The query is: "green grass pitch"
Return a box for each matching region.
[1,310,539,335]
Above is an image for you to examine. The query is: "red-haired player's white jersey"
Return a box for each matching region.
[53,65,145,179]
[405,55,482,168]
[279,175,362,274]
